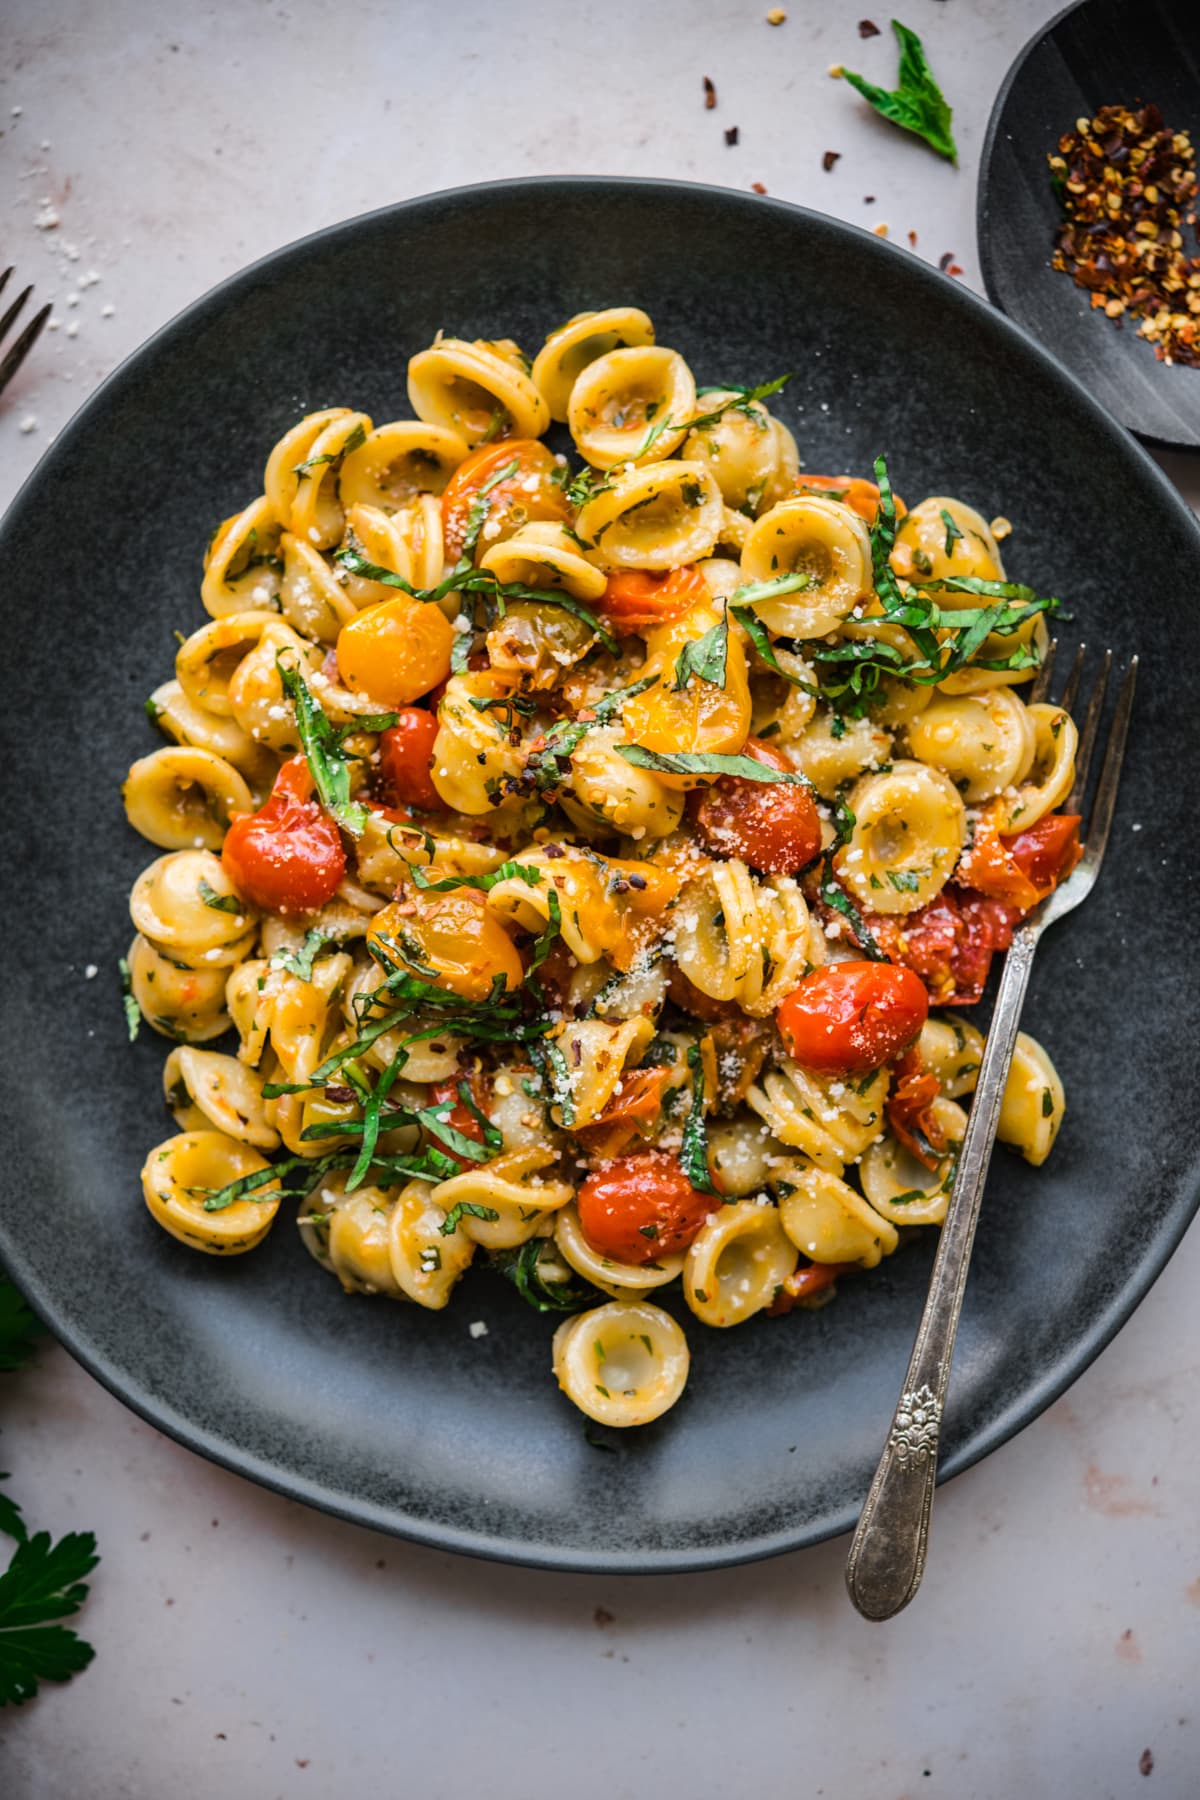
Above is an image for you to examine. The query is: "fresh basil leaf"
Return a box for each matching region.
[276,656,370,836]
[269,929,334,982]
[940,508,964,559]
[673,619,728,692]
[615,745,813,787]
[438,1200,501,1237]
[117,957,139,1043]
[841,20,957,163]
[197,878,242,916]
[681,1044,718,1195]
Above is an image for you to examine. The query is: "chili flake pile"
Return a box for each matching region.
[1048,102,1200,367]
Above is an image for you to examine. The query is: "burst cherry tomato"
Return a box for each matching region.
[440,438,568,562]
[885,1046,947,1170]
[691,736,822,875]
[869,890,1019,1008]
[378,708,444,812]
[766,1261,857,1314]
[577,1150,715,1265]
[957,810,1081,912]
[427,1075,491,1166]
[776,960,929,1076]
[794,473,907,523]
[221,756,345,915]
[598,565,710,634]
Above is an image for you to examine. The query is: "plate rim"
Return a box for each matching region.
[975,0,1200,453]
[3,173,1199,1574]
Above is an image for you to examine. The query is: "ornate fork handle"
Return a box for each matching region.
[844,925,1040,1621]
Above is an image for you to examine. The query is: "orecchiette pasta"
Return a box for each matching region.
[120,310,1081,1429]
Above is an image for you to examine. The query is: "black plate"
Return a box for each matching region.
[1,179,1198,1573]
[978,0,1200,449]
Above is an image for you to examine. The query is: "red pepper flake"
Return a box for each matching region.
[857,17,880,35]
[725,125,739,146]
[752,181,768,195]
[947,262,963,276]
[822,150,841,172]
[703,76,716,110]
[938,250,955,271]
[907,229,918,247]
[1139,1749,1154,1777]
[863,194,876,204]
[1049,101,1200,366]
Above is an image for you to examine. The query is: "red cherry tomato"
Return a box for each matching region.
[577,1150,715,1265]
[427,1076,491,1167]
[885,1046,947,1171]
[222,756,345,916]
[776,960,929,1076]
[440,438,568,562]
[690,736,822,875]
[378,708,444,812]
[766,1261,857,1314]
[957,810,1081,912]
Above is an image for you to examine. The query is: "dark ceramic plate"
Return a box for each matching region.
[978,0,1200,449]
[1,179,1198,1573]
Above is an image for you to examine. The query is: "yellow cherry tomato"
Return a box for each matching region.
[620,602,752,789]
[335,595,454,707]
[368,889,524,1001]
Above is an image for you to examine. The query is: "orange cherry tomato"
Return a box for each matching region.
[440,438,568,562]
[577,1150,715,1265]
[776,960,929,1076]
[598,565,710,635]
[378,708,444,812]
[794,473,907,523]
[366,888,523,1002]
[221,756,345,916]
[690,736,822,875]
[335,595,454,709]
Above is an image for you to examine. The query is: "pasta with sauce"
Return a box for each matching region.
[124,307,1080,1429]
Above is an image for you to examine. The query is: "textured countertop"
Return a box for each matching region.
[2,3,1198,1796]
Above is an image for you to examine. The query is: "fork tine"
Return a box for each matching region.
[0,282,32,348]
[1082,657,1137,868]
[0,267,13,303]
[0,301,51,400]
[1028,635,1057,704]
[1057,641,1087,718]
[1065,647,1111,814]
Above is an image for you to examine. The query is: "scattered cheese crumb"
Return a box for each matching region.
[100,303,115,318]
[78,268,101,289]
[468,1320,489,1340]
[989,515,1013,540]
[873,223,890,238]
[34,205,59,231]
[66,320,79,337]
[766,8,787,22]
[84,963,98,980]
[11,106,23,118]
[18,414,37,434]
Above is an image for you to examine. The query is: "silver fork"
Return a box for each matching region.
[0,267,51,401]
[844,643,1138,1621]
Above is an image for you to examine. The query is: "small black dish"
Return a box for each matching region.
[978,0,1200,450]
[1,178,1199,1573]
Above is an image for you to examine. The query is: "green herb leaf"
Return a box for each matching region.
[0,1477,26,1546]
[269,929,335,982]
[492,1239,597,1313]
[276,656,370,836]
[684,373,793,432]
[0,1528,99,1707]
[1042,1088,1054,1118]
[292,420,366,478]
[438,1200,501,1237]
[940,508,964,559]
[841,20,957,163]
[197,878,242,916]
[615,745,814,787]
[117,957,140,1043]
[673,618,728,692]
[0,1283,42,1375]
[681,1044,718,1195]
